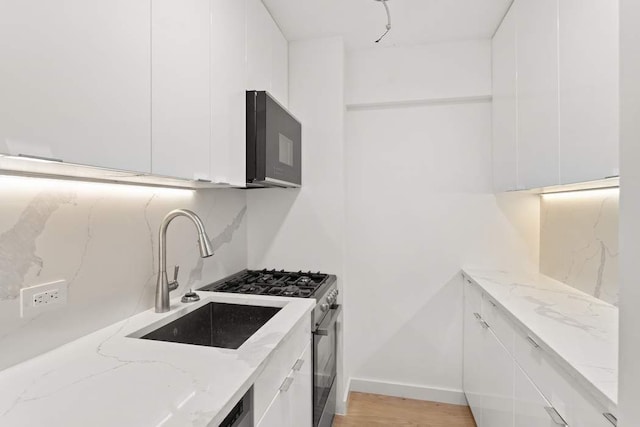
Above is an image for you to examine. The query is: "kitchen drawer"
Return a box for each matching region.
[483,295,515,355]
[253,317,311,421]
[514,327,614,427]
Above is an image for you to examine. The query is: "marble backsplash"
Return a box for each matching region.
[540,188,619,305]
[0,176,247,370]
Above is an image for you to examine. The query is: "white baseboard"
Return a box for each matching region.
[348,377,468,406]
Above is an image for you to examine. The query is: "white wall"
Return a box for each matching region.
[346,40,492,106]
[618,0,640,423]
[247,36,345,273]
[0,180,247,370]
[343,41,539,405]
[245,37,539,409]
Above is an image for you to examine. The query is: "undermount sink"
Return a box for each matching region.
[136,302,281,350]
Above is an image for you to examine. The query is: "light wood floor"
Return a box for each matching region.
[332,392,477,427]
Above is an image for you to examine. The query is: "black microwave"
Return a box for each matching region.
[246,91,301,188]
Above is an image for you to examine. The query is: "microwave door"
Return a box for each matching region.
[264,95,301,186]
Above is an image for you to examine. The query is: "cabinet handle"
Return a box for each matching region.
[292,359,304,371]
[279,377,294,392]
[473,312,489,329]
[603,413,617,426]
[526,335,540,349]
[544,407,568,426]
[488,300,497,308]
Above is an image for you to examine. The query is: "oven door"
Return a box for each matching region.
[313,304,341,427]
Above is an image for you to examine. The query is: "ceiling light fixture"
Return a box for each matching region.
[374,0,392,43]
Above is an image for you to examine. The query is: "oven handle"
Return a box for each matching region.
[314,305,342,336]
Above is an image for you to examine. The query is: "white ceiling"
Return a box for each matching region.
[263,0,513,50]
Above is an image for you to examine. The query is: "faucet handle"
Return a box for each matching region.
[168,265,180,292]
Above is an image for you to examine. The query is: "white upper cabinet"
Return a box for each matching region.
[0,0,151,172]
[0,0,288,186]
[210,0,248,186]
[270,19,289,106]
[151,0,289,186]
[152,0,211,180]
[246,0,289,106]
[516,0,560,189]
[558,0,619,184]
[247,0,274,93]
[491,0,619,191]
[491,4,518,192]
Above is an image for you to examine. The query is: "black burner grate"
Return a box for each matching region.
[201,269,329,298]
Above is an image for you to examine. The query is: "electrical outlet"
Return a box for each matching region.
[20,280,68,318]
[33,289,60,306]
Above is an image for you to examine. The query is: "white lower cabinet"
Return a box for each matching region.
[482,328,514,427]
[257,340,312,427]
[463,279,485,425]
[514,364,557,427]
[462,274,617,427]
[463,278,513,427]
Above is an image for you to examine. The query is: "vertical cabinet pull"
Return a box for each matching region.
[526,335,540,349]
[544,407,568,426]
[279,377,294,392]
[603,413,617,426]
[292,359,304,371]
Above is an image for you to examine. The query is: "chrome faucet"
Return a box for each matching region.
[155,209,214,313]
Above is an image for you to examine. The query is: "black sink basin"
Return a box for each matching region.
[140,302,281,349]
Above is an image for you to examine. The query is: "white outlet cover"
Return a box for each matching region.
[20,280,68,318]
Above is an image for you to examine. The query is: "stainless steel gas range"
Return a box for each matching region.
[199,269,340,427]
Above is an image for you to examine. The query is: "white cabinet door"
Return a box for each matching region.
[151,0,211,180]
[492,3,518,192]
[0,0,151,173]
[289,341,312,427]
[463,278,485,426]
[514,364,558,427]
[269,17,289,107]
[464,278,513,427]
[246,0,273,92]
[257,341,312,427]
[257,388,288,427]
[246,0,288,106]
[210,0,247,186]
[516,0,560,189]
[558,0,619,184]
[482,329,515,427]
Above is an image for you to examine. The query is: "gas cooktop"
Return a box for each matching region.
[199,269,332,298]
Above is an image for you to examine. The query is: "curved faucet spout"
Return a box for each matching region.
[155,209,214,313]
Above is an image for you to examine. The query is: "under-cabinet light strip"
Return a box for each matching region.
[541,186,619,199]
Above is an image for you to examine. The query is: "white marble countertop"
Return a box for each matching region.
[0,292,315,427]
[463,269,618,411]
